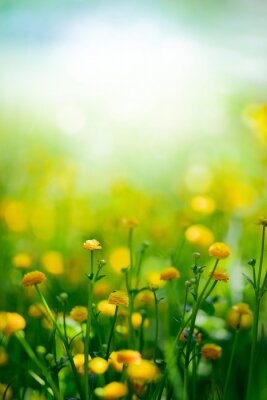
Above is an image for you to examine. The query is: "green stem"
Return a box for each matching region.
[15,332,61,400]
[257,224,266,289]
[106,306,119,359]
[211,362,216,400]
[128,227,134,287]
[153,290,159,361]
[35,285,83,399]
[222,328,240,400]
[192,345,197,400]
[85,251,95,400]
[203,281,218,302]
[246,298,260,400]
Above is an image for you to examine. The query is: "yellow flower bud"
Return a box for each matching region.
[70,306,88,323]
[160,267,180,281]
[97,300,116,317]
[89,357,109,374]
[22,271,46,287]
[83,239,102,251]
[95,382,128,399]
[208,242,231,259]
[108,291,129,307]
[126,359,160,382]
[116,350,142,365]
[201,344,222,360]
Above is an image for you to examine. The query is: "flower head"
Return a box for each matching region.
[160,266,181,281]
[89,357,109,374]
[1,312,26,336]
[108,351,124,373]
[185,225,214,247]
[108,291,129,307]
[116,350,142,365]
[258,217,267,226]
[208,242,231,259]
[97,300,116,317]
[28,303,47,318]
[227,303,253,330]
[210,268,229,282]
[201,344,222,360]
[73,353,91,376]
[126,359,160,382]
[70,306,88,323]
[131,312,149,330]
[22,271,46,287]
[122,217,139,229]
[12,253,32,269]
[95,382,128,399]
[83,239,102,251]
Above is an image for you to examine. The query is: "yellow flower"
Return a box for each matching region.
[131,312,149,330]
[116,350,142,365]
[41,251,64,275]
[0,347,8,366]
[160,267,180,281]
[70,306,88,323]
[146,271,165,290]
[201,344,222,360]
[190,195,216,215]
[28,303,46,318]
[108,351,123,373]
[89,357,109,374]
[94,281,111,297]
[73,353,91,376]
[135,290,154,306]
[122,217,139,228]
[108,291,129,307]
[126,359,160,382]
[22,271,46,287]
[2,313,26,336]
[0,383,13,400]
[95,382,128,399]
[109,247,130,273]
[12,253,32,269]
[185,225,214,247]
[208,242,231,259]
[227,303,253,330]
[97,300,116,317]
[210,268,229,282]
[258,217,267,226]
[83,239,102,251]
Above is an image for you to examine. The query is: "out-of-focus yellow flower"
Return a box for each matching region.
[160,267,180,281]
[2,313,26,336]
[210,269,229,282]
[30,205,55,240]
[109,247,130,273]
[41,251,64,275]
[146,271,166,290]
[0,383,13,400]
[108,351,124,373]
[83,239,102,251]
[94,281,112,297]
[122,217,139,228]
[0,312,7,331]
[0,347,8,366]
[208,242,231,259]
[70,306,88,323]
[108,291,129,307]
[3,200,28,232]
[22,271,46,287]
[258,217,267,226]
[116,350,142,365]
[95,382,128,399]
[131,312,149,330]
[28,303,46,318]
[73,353,91,376]
[97,300,116,317]
[89,357,109,374]
[126,360,160,382]
[227,303,253,330]
[185,225,214,247]
[135,290,154,306]
[12,253,32,269]
[179,328,202,344]
[201,344,222,360]
[191,195,216,215]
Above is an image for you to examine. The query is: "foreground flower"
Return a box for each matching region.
[95,382,128,399]
[108,291,129,307]
[126,359,160,382]
[12,253,32,269]
[116,350,142,365]
[160,266,181,281]
[1,313,26,336]
[227,303,253,330]
[208,242,231,259]
[97,300,116,317]
[210,268,229,282]
[70,306,88,323]
[83,239,102,251]
[22,271,46,287]
[108,351,124,373]
[89,357,109,374]
[201,344,222,360]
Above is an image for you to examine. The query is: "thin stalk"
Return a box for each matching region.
[246,298,260,400]
[257,224,266,288]
[85,251,95,400]
[153,290,159,361]
[182,288,189,324]
[106,306,119,359]
[203,281,218,302]
[15,332,61,400]
[128,227,134,287]
[222,327,240,400]
[35,285,83,399]
[192,345,197,400]
[211,363,216,400]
